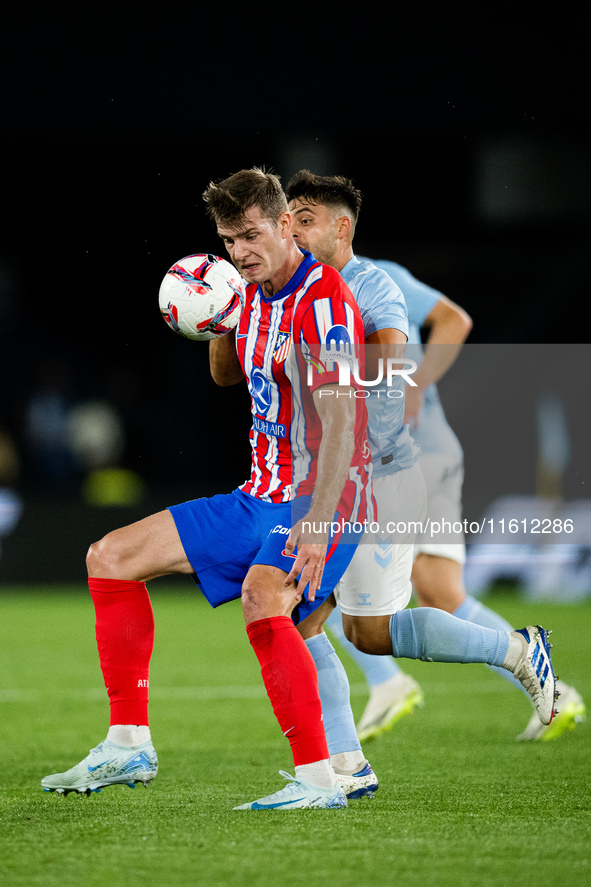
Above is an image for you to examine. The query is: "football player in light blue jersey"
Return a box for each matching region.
[283,170,561,765]
[346,256,584,742]
[337,255,420,476]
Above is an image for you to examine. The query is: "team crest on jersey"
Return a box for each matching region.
[273,331,292,364]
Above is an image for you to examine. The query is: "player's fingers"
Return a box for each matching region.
[285,549,315,590]
[309,557,326,600]
[284,554,305,587]
[306,570,322,602]
[284,543,326,590]
[300,554,325,601]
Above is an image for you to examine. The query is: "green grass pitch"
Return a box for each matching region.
[0,585,589,887]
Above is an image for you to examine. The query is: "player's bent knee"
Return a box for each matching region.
[342,614,393,655]
[240,582,265,615]
[345,629,374,655]
[241,567,301,623]
[86,533,131,580]
[86,537,113,578]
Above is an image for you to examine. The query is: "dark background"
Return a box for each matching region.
[1,4,589,579]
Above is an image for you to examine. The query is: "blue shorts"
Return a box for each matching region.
[168,488,361,623]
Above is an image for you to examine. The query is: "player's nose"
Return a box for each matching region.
[232,240,251,260]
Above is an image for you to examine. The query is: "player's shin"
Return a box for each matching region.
[247,616,336,787]
[389,606,509,665]
[89,577,155,727]
[306,631,378,797]
[305,632,363,762]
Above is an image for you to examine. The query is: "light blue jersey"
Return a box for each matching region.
[340,255,420,476]
[358,257,463,460]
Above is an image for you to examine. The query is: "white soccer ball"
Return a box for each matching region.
[159,253,244,341]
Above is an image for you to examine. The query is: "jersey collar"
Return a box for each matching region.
[340,254,361,278]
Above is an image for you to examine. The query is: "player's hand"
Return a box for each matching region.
[403,386,424,428]
[284,519,327,602]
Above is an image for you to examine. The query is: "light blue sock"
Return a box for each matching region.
[454,595,528,696]
[305,632,361,755]
[389,607,510,666]
[325,604,401,688]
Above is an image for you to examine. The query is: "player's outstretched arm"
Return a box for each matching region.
[209,329,245,386]
[404,295,472,426]
[284,383,356,599]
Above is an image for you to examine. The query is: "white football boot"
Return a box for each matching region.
[234,771,347,810]
[42,739,158,795]
[333,760,378,799]
[509,626,557,725]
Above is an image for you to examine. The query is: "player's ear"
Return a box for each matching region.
[279,210,292,239]
[336,215,351,240]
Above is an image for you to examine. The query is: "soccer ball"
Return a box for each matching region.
[159,253,244,341]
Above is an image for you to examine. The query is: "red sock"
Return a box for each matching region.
[89,577,155,726]
[247,616,329,767]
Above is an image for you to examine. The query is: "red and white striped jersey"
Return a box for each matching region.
[235,250,373,524]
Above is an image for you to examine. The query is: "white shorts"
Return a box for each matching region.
[413,452,466,565]
[335,463,427,616]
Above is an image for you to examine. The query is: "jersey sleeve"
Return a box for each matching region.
[358,267,409,338]
[296,269,364,393]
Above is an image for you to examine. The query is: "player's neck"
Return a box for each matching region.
[331,244,354,273]
[261,245,305,298]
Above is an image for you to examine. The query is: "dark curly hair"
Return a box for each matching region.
[285,169,363,225]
